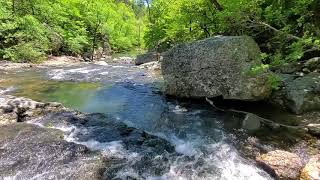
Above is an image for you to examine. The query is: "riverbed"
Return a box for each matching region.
[0,62,316,179]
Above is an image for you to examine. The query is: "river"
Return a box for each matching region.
[0,62,307,179]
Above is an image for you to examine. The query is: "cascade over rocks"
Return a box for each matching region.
[161,36,272,100]
[0,95,176,179]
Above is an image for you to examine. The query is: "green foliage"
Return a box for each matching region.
[0,15,48,62]
[249,64,269,76]
[267,74,281,91]
[145,0,320,65]
[0,0,147,62]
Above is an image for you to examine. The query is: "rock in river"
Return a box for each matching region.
[0,123,105,179]
[274,72,320,114]
[256,150,303,179]
[0,95,64,125]
[161,36,272,100]
[135,51,159,65]
[300,155,320,180]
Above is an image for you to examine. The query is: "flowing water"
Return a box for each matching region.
[0,63,307,179]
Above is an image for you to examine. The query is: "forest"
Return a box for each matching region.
[0,0,320,65]
[1,1,320,179]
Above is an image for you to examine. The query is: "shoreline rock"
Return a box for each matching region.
[0,55,83,71]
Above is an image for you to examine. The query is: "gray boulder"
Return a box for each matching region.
[305,57,320,72]
[276,72,320,114]
[135,51,159,65]
[161,36,272,100]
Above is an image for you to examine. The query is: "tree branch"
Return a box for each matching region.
[205,98,306,130]
[252,21,300,40]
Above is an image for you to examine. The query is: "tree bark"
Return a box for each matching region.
[12,0,15,14]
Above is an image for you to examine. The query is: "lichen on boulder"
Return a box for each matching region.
[161,36,272,100]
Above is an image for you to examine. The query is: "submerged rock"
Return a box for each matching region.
[300,155,320,180]
[161,36,272,100]
[256,150,303,179]
[0,123,105,179]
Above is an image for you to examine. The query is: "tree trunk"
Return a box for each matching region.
[211,0,223,11]
[12,0,15,14]
[145,0,152,22]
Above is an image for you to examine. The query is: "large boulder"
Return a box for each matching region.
[274,72,320,114]
[161,36,272,100]
[256,150,303,179]
[135,51,160,65]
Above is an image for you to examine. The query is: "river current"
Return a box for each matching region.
[0,63,284,179]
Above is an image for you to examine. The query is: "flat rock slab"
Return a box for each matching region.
[0,123,105,179]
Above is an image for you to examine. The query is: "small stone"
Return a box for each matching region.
[305,57,320,72]
[256,150,303,179]
[300,155,320,180]
[307,124,320,137]
[94,61,109,66]
[302,68,311,73]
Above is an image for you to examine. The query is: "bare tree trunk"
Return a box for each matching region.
[189,18,192,33]
[145,0,152,22]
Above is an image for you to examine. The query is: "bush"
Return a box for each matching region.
[3,43,46,63]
